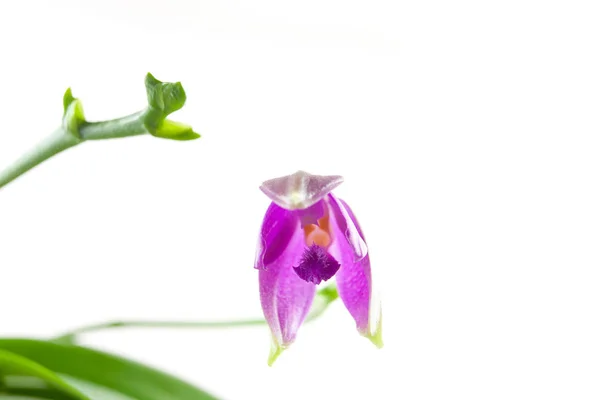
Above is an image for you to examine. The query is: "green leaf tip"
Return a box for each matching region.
[51,334,77,346]
[62,88,85,140]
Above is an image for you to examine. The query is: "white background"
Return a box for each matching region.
[1,0,599,399]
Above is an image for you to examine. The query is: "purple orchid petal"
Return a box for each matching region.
[327,194,382,347]
[293,244,341,284]
[328,193,368,261]
[258,211,316,364]
[260,170,344,210]
[254,202,298,270]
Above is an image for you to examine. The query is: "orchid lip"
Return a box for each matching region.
[293,244,341,285]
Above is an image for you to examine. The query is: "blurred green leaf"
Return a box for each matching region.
[317,285,339,304]
[51,334,77,346]
[0,348,88,399]
[0,339,219,400]
[61,377,137,400]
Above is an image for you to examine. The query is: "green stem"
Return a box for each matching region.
[0,113,149,190]
[53,286,338,344]
[57,318,266,339]
[0,129,80,189]
[79,111,147,140]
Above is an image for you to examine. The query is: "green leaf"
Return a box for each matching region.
[0,348,89,399]
[51,334,77,347]
[62,376,137,400]
[0,339,219,400]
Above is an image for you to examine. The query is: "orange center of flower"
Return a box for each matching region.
[303,215,331,247]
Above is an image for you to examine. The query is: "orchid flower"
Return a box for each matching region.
[255,171,383,365]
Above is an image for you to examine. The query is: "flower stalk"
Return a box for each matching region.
[52,285,339,345]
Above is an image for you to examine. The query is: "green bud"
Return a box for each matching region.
[62,88,85,140]
[145,73,186,115]
[142,73,200,141]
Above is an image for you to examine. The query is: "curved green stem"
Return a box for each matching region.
[0,129,81,189]
[0,113,150,190]
[56,318,265,340]
[53,286,339,344]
